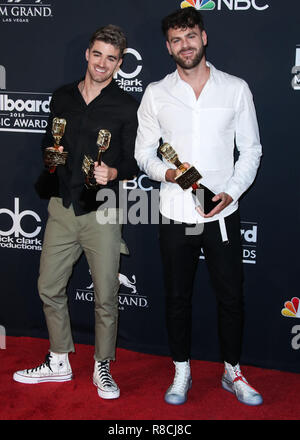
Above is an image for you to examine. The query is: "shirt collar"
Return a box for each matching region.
[72,77,117,103]
[168,61,216,104]
[173,61,216,86]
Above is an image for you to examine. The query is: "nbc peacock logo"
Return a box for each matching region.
[281,297,300,318]
[180,0,216,10]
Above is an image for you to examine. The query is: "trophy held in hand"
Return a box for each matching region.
[159,142,218,214]
[82,129,111,189]
[44,118,68,173]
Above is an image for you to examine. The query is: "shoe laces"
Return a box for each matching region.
[27,354,52,373]
[230,364,259,395]
[171,363,190,393]
[97,360,114,388]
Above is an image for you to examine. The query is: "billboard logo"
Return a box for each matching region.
[0,66,51,133]
[291,45,300,90]
[240,221,257,264]
[180,0,269,11]
[199,220,258,264]
[114,48,143,93]
[281,297,300,318]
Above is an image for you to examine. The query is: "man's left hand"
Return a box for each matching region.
[196,192,233,218]
[94,161,117,185]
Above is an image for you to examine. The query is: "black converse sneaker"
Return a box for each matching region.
[93,360,120,399]
[13,352,72,384]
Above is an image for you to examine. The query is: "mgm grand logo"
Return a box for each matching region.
[1,0,53,23]
[75,271,149,310]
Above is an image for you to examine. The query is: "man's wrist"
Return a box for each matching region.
[109,167,118,181]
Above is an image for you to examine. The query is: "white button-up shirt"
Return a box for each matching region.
[135,62,262,224]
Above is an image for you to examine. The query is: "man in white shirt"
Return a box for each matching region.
[135,8,263,406]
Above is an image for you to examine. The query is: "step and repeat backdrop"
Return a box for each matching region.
[0,0,299,373]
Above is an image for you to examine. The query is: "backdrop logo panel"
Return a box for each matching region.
[0,66,51,133]
[281,297,300,319]
[0,197,42,250]
[0,0,53,24]
[281,297,300,351]
[240,221,257,264]
[291,326,300,350]
[179,0,269,11]
[291,45,300,90]
[114,48,143,93]
[199,220,258,264]
[123,174,154,192]
[118,273,149,310]
[74,270,149,311]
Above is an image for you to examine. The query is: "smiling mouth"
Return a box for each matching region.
[95,67,106,73]
[179,49,195,59]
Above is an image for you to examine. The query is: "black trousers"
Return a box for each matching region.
[159,210,244,366]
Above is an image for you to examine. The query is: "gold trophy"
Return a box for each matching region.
[82,129,111,188]
[159,142,202,190]
[44,118,68,173]
[159,142,218,214]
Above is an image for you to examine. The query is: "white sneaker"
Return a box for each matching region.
[13,352,73,384]
[164,360,192,405]
[222,361,263,406]
[93,360,120,399]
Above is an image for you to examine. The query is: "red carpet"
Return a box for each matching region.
[0,337,299,421]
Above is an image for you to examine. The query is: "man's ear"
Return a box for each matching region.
[166,40,172,56]
[114,57,123,75]
[202,30,208,47]
[85,48,90,62]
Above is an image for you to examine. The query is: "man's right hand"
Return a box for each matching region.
[45,146,64,152]
[165,162,190,183]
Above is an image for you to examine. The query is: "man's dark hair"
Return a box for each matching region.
[161,8,205,38]
[89,24,127,58]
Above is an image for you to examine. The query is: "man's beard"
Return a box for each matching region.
[172,45,205,70]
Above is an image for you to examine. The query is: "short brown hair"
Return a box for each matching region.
[89,24,127,58]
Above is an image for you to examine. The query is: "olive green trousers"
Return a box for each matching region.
[38,197,127,361]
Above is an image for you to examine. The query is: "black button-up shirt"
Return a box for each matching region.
[41,79,139,216]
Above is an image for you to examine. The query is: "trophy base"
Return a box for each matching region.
[44,148,68,167]
[175,166,202,190]
[192,185,221,214]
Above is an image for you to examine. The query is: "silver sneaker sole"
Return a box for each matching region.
[93,379,120,399]
[13,372,73,384]
[222,377,263,406]
[164,377,192,405]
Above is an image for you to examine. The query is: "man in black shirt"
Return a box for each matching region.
[13,25,138,400]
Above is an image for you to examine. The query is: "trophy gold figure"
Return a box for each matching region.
[44,118,68,173]
[159,142,218,214]
[82,129,112,188]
